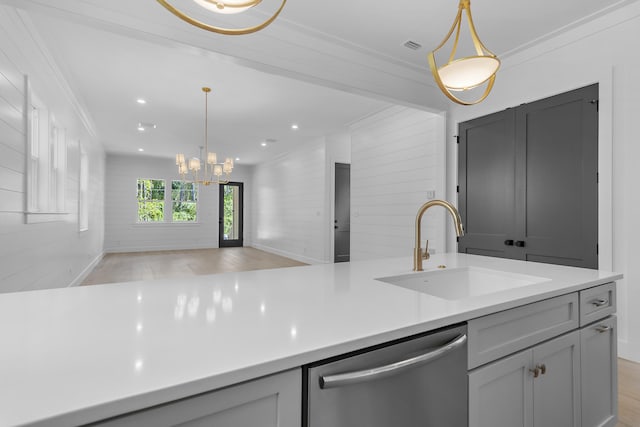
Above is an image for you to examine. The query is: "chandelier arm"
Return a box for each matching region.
[156,0,287,35]
[431,6,463,54]
[463,5,496,57]
[447,11,463,64]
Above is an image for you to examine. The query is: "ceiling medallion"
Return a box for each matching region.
[157,0,287,35]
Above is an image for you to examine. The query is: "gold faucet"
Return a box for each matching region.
[414,199,465,271]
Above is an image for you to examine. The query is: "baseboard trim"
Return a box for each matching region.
[104,244,218,254]
[68,252,104,287]
[618,338,640,363]
[251,243,326,265]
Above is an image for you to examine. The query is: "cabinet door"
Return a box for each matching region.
[458,108,517,258]
[515,84,598,268]
[93,369,301,427]
[469,350,533,427]
[532,331,581,427]
[581,316,618,427]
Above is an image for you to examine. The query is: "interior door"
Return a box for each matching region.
[458,109,517,258]
[334,163,350,263]
[219,182,243,248]
[458,84,598,269]
[515,84,598,268]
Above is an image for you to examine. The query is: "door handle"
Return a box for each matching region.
[504,240,514,246]
[319,334,467,389]
[515,240,526,247]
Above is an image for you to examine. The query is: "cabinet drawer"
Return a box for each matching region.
[580,282,616,326]
[468,293,579,369]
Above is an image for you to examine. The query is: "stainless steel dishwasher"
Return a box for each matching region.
[304,323,468,427]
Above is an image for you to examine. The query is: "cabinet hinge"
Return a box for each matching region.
[597,172,599,183]
[597,244,599,255]
[456,185,460,193]
[590,99,599,112]
[455,135,460,144]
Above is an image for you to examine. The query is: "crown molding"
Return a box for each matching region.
[0,0,447,112]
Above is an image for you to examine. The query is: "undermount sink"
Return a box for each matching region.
[376,266,550,301]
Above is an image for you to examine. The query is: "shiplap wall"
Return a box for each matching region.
[104,154,253,252]
[350,106,445,261]
[0,6,105,293]
[251,138,327,264]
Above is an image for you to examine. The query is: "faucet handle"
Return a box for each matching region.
[423,240,430,260]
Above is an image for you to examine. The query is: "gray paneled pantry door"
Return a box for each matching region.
[458,84,599,269]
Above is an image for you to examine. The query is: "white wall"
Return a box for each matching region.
[445,2,640,361]
[0,6,105,293]
[350,106,445,261]
[251,137,328,264]
[104,154,253,252]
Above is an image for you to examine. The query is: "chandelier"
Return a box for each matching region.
[176,87,233,186]
[157,0,287,35]
[428,0,500,105]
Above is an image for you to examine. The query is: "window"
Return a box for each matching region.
[137,179,165,222]
[172,180,198,222]
[79,146,89,231]
[26,81,67,216]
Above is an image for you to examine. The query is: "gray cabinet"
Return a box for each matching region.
[581,315,618,427]
[93,369,301,427]
[468,331,581,427]
[458,84,599,269]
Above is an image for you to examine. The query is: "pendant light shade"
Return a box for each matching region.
[192,0,262,15]
[157,0,287,35]
[428,0,500,105]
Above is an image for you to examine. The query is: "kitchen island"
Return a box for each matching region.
[0,253,621,426]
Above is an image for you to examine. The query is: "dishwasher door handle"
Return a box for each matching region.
[319,333,467,389]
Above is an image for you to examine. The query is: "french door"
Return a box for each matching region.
[219,182,243,248]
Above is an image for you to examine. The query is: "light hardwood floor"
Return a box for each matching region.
[81,247,307,285]
[618,357,640,427]
[81,248,639,425]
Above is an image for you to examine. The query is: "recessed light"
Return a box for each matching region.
[235,157,240,161]
[261,142,267,147]
[291,124,299,130]
[138,148,144,152]
[136,98,147,104]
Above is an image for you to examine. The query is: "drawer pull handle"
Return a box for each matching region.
[590,298,608,307]
[595,325,612,333]
[529,367,540,378]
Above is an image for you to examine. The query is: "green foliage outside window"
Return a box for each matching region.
[172,180,198,222]
[137,179,165,222]
[223,184,235,239]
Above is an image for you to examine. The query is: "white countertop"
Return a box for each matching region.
[0,253,622,426]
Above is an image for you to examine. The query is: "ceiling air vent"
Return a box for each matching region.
[403,40,422,50]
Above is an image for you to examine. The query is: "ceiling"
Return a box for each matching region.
[9,0,638,165]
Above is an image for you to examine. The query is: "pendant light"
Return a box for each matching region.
[428,0,500,105]
[157,0,287,35]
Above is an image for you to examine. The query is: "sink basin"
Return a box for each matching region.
[376,267,549,300]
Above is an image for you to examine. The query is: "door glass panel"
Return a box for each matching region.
[223,184,239,241]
